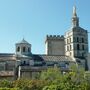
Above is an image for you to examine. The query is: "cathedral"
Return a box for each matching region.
[0,6,89,80]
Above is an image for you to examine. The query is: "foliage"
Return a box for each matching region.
[40,67,62,81]
[12,79,49,90]
[0,80,13,88]
[0,88,19,90]
[0,67,90,90]
[12,79,30,90]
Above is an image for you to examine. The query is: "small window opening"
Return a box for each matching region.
[23,47,26,52]
[17,47,20,52]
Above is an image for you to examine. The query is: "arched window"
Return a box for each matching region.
[70,45,72,50]
[70,38,71,43]
[67,46,69,51]
[82,45,84,50]
[67,39,69,44]
[17,47,20,52]
[23,47,26,52]
[77,44,80,50]
[77,37,79,42]
[24,61,26,64]
[82,38,84,43]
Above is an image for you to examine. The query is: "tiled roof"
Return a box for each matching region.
[33,55,44,61]
[0,53,16,61]
[33,55,75,62]
[0,53,75,62]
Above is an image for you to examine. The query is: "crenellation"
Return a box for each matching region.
[46,35,64,40]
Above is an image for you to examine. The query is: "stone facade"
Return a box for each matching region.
[45,35,65,55]
[65,27,88,58]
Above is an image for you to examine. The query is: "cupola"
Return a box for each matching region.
[15,38,31,56]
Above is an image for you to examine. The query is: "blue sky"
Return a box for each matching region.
[0,0,90,54]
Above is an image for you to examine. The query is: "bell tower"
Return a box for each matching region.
[65,6,88,58]
[15,39,34,66]
[15,38,31,56]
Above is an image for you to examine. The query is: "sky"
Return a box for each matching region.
[0,0,90,54]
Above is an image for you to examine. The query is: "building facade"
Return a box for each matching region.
[0,6,89,80]
[45,35,65,55]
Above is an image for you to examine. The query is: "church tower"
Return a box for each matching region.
[15,38,31,56]
[15,39,34,66]
[65,6,88,59]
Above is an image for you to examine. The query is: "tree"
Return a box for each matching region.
[40,67,62,81]
[0,80,12,88]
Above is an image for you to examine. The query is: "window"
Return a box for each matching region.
[67,39,69,44]
[70,38,71,43]
[77,37,79,42]
[70,45,72,50]
[82,45,84,50]
[77,44,80,50]
[24,61,26,64]
[17,47,20,52]
[73,37,76,42]
[67,46,69,51]
[0,62,6,71]
[23,47,26,52]
[82,38,84,43]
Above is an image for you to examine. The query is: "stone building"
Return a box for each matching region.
[65,6,88,70]
[0,6,89,80]
[45,35,65,55]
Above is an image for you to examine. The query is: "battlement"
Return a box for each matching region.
[46,35,64,41]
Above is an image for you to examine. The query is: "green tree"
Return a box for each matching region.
[40,67,62,81]
[0,80,12,88]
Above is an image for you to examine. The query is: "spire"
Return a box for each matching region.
[73,6,77,17]
[72,6,79,27]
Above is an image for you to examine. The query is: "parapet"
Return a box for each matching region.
[45,35,64,41]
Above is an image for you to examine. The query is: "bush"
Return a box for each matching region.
[0,88,19,90]
[0,67,90,90]
[0,80,13,88]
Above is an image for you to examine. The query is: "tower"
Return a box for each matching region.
[65,6,88,58]
[45,35,65,55]
[15,39,34,66]
[15,38,31,56]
